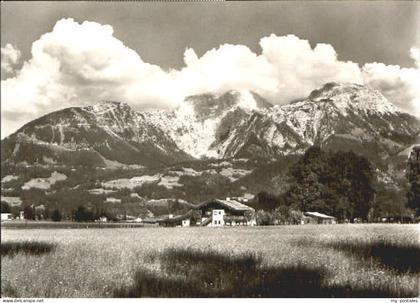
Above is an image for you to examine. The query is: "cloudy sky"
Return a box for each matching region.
[1,1,419,138]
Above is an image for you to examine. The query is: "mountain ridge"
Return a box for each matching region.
[2,83,419,167]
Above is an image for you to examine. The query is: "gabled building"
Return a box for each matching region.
[157,199,256,227]
[157,211,193,227]
[303,212,336,224]
[194,199,256,227]
[1,213,13,221]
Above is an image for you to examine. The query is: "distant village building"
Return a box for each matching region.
[1,213,13,221]
[157,198,256,227]
[142,217,159,225]
[98,216,108,222]
[380,215,414,224]
[157,211,193,227]
[181,218,190,227]
[303,212,336,224]
[227,194,255,203]
[105,197,122,204]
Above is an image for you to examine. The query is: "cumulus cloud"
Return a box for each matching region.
[1,19,173,137]
[173,35,362,103]
[173,44,277,98]
[259,34,363,101]
[1,43,21,77]
[362,47,420,117]
[1,18,419,138]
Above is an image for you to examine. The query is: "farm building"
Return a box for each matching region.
[158,199,256,227]
[380,215,414,224]
[1,213,13,221]
[303,212,336,224]
[157,211,193,227]
[105,197,122,204]
[196,199,256,227]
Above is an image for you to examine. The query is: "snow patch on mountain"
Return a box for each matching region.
[144,90,268,158]
[236,90,259,111]
[310,82,398,116]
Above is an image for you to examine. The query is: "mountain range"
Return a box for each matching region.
[2,82,419,168]
[1,82,419,217]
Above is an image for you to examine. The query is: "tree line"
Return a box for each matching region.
[1,202,112,222]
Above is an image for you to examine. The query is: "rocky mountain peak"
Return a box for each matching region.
[182,90,272,119]
[308,82,398,116]
[84,101,132,115]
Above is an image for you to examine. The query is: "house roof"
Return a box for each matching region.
[195,199,254,212]
[157,210,193,223]
[304,212,335,219]
[142,217,159,223]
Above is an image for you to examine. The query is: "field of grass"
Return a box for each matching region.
[1,224,419,298]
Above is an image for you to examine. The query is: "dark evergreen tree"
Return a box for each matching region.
[74,206,94,222]
[51,209,62,222]
[407,179,420,216]
[253,191,281,211]
[1,201,11,213]
[23,205,35,220]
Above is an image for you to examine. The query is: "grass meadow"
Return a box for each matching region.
[1,224,419,298]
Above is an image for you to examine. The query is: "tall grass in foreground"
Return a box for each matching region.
[1,241,56,256]
[326,239,420,273]
[294,237,420,273]
[1,225,419,298]
[115,247,416,298]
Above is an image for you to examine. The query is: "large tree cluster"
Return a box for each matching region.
[252,146,377,222]
[283,146,375,221]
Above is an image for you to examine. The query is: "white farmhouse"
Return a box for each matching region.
[1,213,13,221]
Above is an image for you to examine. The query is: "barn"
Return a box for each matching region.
[157,211,193,227]
[303,212,336,224]
[157,199,256,227]
[195,199,256,227]
[1,213,13,221]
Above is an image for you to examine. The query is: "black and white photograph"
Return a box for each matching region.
[1,0,419,300]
